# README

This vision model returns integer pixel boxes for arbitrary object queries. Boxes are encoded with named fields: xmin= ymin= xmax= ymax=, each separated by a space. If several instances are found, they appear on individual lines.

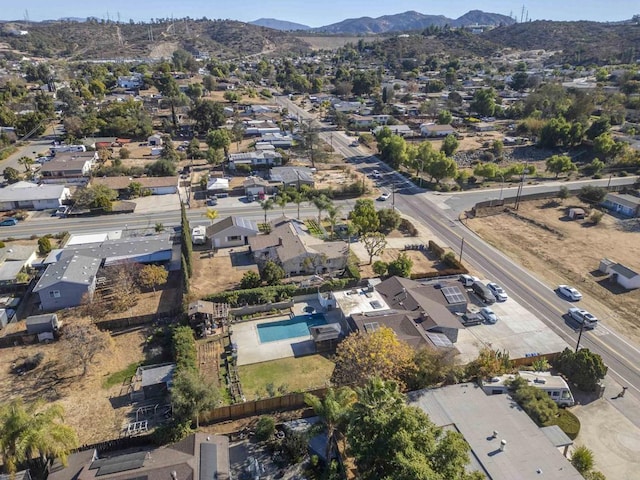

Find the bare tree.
xmin=107 ymin=263 xmax=141 ymax=312
xmin=60 ymin=319 xmax=112 ymax=376
xmin=362 ymin=232 xmax=387 ymax=265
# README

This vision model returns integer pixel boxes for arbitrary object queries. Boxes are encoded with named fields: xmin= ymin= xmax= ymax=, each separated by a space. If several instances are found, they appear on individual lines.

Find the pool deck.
xmin=233 ymin=299 xmax=343 ymax=366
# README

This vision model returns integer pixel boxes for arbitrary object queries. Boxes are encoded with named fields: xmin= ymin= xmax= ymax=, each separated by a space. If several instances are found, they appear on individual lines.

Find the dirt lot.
xmin=0 ymin=328 xmax=148 ymax=444
xmin=190 ymin=246 xmax=259 ymax=298
xmin=466 ymin=198 xmax=640 ymax=341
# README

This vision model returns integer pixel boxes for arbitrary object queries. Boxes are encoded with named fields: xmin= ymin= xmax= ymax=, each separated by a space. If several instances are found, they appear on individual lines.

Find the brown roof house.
xmin=249 ymin=218 xmax=348 ymax=276
xmin=40 ymin=151 xmax=97 ymax=184
xmin=48 ymin=433 xmax=230 ymax=480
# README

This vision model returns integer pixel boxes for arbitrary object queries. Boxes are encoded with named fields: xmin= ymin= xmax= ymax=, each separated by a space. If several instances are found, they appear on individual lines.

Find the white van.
xmin=459 ymin=274 xmax=480 ymax=287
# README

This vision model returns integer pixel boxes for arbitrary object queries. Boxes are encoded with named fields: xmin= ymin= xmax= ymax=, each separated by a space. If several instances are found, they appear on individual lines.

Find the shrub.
xmin=38 ymin=237 xmax=53 ymax=255
xmin=372 ymin=261 xmax=388 ymax=277
xmin=344 ymin=263 xmax=361 ymax=281
xmin=240 ymin=271 xmax=262 ymax=289
xmin=550 ymin=409 xmax=580 ymax=440
xmin=590 ymin=210 xmax=604 ymax=225
xmin=398 ymin=218 xmax=418 ymax=236
xmin=255 ymin=416 xmax=276 ymax=442
xmin=428 ymin=240 xmax=445 ymax=259
xmin=442 ymin=251 xmax=464 ymax=269
xmin=281 ymin=429 xmax=308 ymax=463
xmin=172 ymin=326 xmax=197 ymax=372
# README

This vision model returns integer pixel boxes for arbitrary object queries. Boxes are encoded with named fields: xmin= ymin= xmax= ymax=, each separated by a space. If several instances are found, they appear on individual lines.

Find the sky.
xmin=3 ymin=1 xmax=639 ymax=26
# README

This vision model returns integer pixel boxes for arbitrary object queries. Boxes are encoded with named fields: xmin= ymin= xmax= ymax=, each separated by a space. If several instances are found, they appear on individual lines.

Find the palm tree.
xmin=17 ymin=156 xmax=34 ymax=173
xmin=289 ymin=190 xmax=305 ymax=220
xmin=325 ymin=204 xmax=342 ymax=239
xmin=305 ymin=387 xmax=356 ymax=472
xmin=259 ymin=198 xmax=274 ymax=224
xmin=0 ymin=399 xmax=78 ymax=475
xmin=312 ymin=194 xmax=332 ymax=226
xmin=203 ymin=208 xmax=219 ymax=225
xmin=275 ymin=192 xmax=289 ymax=217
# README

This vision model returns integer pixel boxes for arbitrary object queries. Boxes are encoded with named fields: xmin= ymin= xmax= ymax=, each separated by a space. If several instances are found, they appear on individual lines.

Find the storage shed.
xmin=25 ymin=313 xmax=60 ymax=335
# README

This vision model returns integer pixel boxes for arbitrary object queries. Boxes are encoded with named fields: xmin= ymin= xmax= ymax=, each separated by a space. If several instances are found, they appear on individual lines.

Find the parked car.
xmin=371 ymin=170 xmax=381 ymax=178
xmin=378 ymin=192 xmax=391 ymax=201
xmin=350 ymin=141 xmax=359 ymax=147
xmin=0 ymin=217 xmax=18 ymax=226
xmin=487 ymin=282 xmax=508 ymax=301
xmin=558 ymin=285 xmax=582 ymax=301
xmin=54 ymin=206 xmax=70 ymax=218
xmin=480 ymin=307 xmax=498 ymax=324
xmin=459 ymin=274 xmax=480 ymax=287
xmin=471 ymin=281 xmax=496 ymax=304
xmin=568 ymin=307 xmax=597 ymax=328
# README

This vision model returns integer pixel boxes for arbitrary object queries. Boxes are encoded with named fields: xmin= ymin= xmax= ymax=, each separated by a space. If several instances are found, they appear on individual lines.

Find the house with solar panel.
xmin=329 ymin=276 xmax=466 ymax=349
xmin=48 ymin=433 xmax=230 ymax=480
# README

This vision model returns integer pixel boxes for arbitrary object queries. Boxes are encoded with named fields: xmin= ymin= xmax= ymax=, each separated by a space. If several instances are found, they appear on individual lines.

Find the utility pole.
xmin=392 ymin=183 xmax=396 ymax=210
xmin=575 ymin=321 xmax=586 ymax=352
xmin=459 ymin=237 xmax=465 ymax=263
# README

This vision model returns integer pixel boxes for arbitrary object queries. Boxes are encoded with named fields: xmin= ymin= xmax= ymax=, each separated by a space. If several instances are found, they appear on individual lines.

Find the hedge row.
xmin=172 ymin=326 xmax=197 ymax=372
xmin=203 ymin=278 xmax=359 ymax=307
xmin=428 ymin=240 xmax=445 ymax=258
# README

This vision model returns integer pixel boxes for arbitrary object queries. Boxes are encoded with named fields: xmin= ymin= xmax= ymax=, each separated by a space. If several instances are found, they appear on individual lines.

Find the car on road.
xmin=378 ymin=192 xmax=391 ymax=201
xmin=0 ymin=217 xmax=18 ymax=226
xmin=487 ymin=282 xmax=508 ymax=301
xmin=568 ymin=307 xmax=597 ymax=328
xmin=558 ymin=285 xmax=582 ymax=301
xmin=371 ymin=169 xmax=381 ymax=178
xmin=350 ymin=141 xmax=359 ymax=147
xmin=480 ymin=307 xmax=498 ymax=324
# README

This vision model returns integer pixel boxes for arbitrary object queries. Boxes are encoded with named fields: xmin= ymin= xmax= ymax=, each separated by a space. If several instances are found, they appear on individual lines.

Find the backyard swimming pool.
xmin=257 ymin=313 xmax=327 ymax=343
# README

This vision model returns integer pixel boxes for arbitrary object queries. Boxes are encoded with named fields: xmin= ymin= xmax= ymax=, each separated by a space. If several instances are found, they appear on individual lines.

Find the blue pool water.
xmin=257 ymin=313 xmax=327 ymax=343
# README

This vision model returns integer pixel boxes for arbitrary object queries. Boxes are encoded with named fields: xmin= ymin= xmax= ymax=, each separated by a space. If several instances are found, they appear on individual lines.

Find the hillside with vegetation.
xmin=0 ymin=19 xmax=311 ymax=60
xmin=484 ymin=21 xmax=640 ymax=65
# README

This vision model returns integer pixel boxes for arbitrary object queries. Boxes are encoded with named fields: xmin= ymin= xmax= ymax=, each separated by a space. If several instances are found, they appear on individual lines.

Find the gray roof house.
xmin=249 ymin=218 xmax=348 ymax=276
xmin=33 ymin=253 xmax=101 ymax=311
xmin=39 ymin=151 xmax=97 ymax=184
xmin=373 ymin=276 xmax=465 ymax=343
xmin=0 ymin=244 xmax=37 ymax=287
xmin=48 ymin=433 xmax=230 ymax=480
xmin=599 ymin=258 xmax=640 ymax=289
xmin=0 ymin=181 xmax=71 ymax=211
xmin=205 ymin=216 xmax=259 ymax=248
xmin=408 ymin=384 xmax=583 ymax=480
xmin=602 ymin=192 xmax=640 ymax=218
xmin=227 ymin=151 xmax=282 ymax=170
xmin=269 ymin=166 xmax=315 ymax=189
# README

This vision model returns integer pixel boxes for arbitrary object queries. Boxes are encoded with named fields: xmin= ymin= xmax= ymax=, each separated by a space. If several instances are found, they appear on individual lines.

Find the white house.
xmin=0 ymin=182 xmax=70 ymax=211
xmin=206 ymin=216 xmax=259 ymax=248
xmin=481 ymin=371 xmax=575 ymax=407
xmin=117 ymin=74 xmax=143 ymax=89
xmin=148 ymin=134 xmax=163 ymax=146
xmin=599 ymin=258 xmax=640 ymax=289
xmin=206 ymin=178 xmax=230 ymax=196
xmin=420 ymin=123 xmax=455 ymax=137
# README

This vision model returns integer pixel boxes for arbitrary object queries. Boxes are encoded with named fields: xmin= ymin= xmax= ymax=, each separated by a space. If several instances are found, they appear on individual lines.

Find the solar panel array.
xmin=441 ymin=286 xmax=466 ymax=304
xmin=90 ymin=451 xmax=147 ymax=476
xmin=425 ymin=331 xmax=454 ymax=348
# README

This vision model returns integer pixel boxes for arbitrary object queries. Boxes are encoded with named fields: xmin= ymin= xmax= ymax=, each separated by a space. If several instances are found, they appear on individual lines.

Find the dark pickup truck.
xmin=460 ymin=313 xmax=484 ymax=327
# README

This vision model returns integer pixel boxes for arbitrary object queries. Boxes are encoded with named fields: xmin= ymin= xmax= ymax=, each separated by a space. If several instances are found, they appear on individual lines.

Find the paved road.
xmin=276 ymin=96 xmax=640 ymax=422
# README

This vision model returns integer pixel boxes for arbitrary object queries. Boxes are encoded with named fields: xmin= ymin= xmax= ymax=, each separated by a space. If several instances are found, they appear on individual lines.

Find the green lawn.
xmin=102 ymin=362 xmax=140 ymax=389
xmin=238 ymin=355 xmax=335 ymax=400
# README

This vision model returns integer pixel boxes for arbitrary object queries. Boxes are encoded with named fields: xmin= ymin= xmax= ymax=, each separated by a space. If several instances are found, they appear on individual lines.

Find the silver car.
xmin=487 ymin=282 xmax=508 ymax=301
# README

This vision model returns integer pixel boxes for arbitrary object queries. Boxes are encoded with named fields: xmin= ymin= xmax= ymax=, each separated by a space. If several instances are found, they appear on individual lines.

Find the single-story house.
xmin=206 ymin=216 xmax=259 ymax=248
xmin=269 ymin=166 xmax=315 ymax=189
xmin=373 ymin=276 xmax=464 ymax=343
xmin=0 ymin=181 xmax=71 ymax=211
xmin=599 ymin=258 xmax=640 ymax=289
xmin=206 ymin=177 xmax=230 ymax=196
xmin=350 ymin=114 xmax=391 ymax=127
xmin=227 ymin=151 xmax=282 ymax=170
xmin=148 ymin=134 xmax=163 ymax=146
xmin=0 ymin=244 xmax=37 ymax=288
xmin=420 ymin=123 xmax=455 ymax=137
xmin=25 ymin=313 xmax=60 ymax=335
xmin=373 ymin=124 xmax=413 ymax=137
xmin=249 ymin=218 xmax=348 ymax=276
xmin=243 ymin=176 xmax=275 ymax=196
xmin=39 ymin=151 xmax=97 ymax=184
xmin=258 ymin=132 xmax=294 ymax=148
xmin=602 ymin=192 xmax=640 ymax=218
xmin=33 ymin=253 xmax=101 ymax=311
xmin=117 ymin=74 xmax=143 ymax=89
xmin=474 ymin=122 xmax=497 ymax=132
xmin=48 ymin=434 xmax=230 ymax=480
xmin=481 ymin=371 xmax=575 ymax=407
xmin=91 ymin=176 xmax=179 ymax=196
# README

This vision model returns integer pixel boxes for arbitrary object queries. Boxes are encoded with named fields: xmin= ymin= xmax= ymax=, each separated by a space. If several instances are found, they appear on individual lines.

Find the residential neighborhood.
xmin=0 ymin=4 xmax=639 ymax=480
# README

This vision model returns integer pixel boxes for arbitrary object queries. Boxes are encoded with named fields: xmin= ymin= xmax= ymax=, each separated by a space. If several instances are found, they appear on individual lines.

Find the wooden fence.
xmin=95 ymin=309 xmax=182 ymax=331
xmin=201 ymin=387 xmax=328 ymax=425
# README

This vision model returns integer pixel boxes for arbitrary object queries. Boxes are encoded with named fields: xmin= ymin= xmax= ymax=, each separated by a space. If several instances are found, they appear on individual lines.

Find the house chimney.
xmin=500 ymin=439 xmax=507 ymax=451
xmin=492 ymin=430 xmax=498 ymax=439
xmin=278 ymin=236 xmax=283 ymax=246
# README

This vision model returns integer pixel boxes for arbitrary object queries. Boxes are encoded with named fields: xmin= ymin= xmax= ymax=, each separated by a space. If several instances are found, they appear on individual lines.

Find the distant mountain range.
xmin=252 ymin=10 xmax=515 ymax=33
xmin=250 ymin=18 xmax=311 ymax=31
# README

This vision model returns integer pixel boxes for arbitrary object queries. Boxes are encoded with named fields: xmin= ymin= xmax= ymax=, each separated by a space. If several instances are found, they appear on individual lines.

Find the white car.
xmin=568 ymin=307 xmax=597 ymax=328
xmin=350 ymin=141 xmax=359 ymax=147
xmin=378 ymin=192 xmax=391 ymax=201
xmin=371 ymin=169 xmax=381 ymax=178
xmin=487 ymin=282 xmax=508 ymax=301
xmin=480 ymin=307 xmax=498 ymax=324
xmin=558 ymin=285 xmax=582 ymax=301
